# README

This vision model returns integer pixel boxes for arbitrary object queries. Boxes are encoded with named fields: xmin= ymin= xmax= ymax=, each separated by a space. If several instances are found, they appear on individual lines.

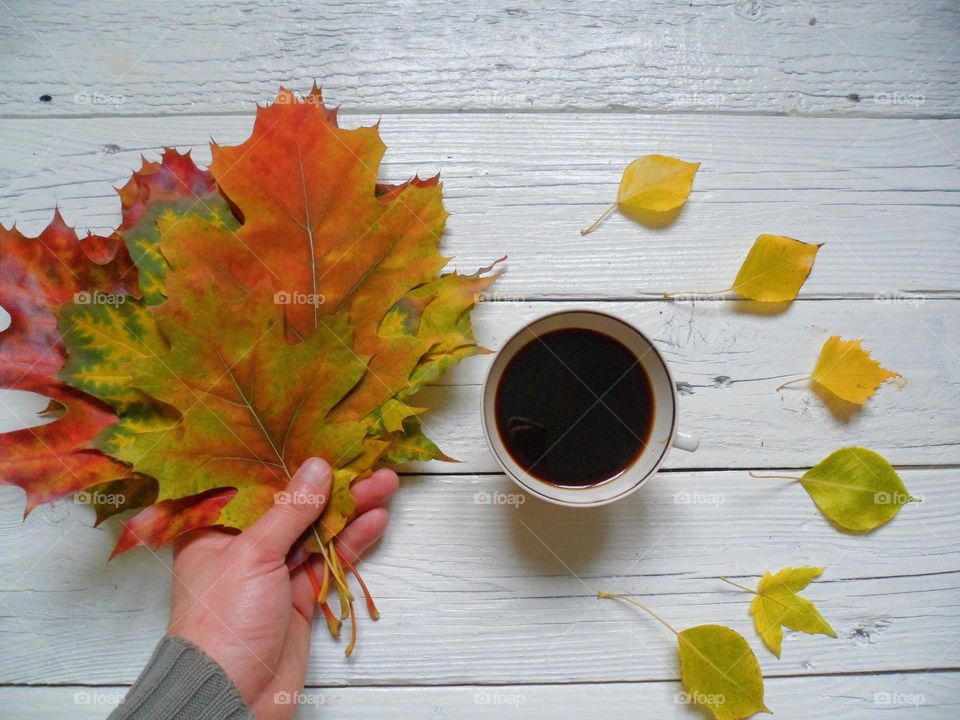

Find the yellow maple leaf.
xmin=732 ymin=234 xmax=821 ymax=302
xmin=811 ymin=336 xmax=901 ymax=404
xmin=746 ymin=567 xmax=836 ymax=657
xmin=581 ymin=154 xmax=699 ymax=234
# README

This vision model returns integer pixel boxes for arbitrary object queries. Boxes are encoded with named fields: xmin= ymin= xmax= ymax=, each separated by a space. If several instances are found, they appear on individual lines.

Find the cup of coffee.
xmin=481 ymin=310 xmax=698 ymax=507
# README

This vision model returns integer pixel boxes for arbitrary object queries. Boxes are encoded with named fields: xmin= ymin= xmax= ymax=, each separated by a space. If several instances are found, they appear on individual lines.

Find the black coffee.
xmin=494 ymin=327 xmax=655 ymax=487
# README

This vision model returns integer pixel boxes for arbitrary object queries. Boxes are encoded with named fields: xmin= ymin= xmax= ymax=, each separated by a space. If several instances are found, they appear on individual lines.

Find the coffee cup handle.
xmin=673 ymin=429 xmax=700 ymax=453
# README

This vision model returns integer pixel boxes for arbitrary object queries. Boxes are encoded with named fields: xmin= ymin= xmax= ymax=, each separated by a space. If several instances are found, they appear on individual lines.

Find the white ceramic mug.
xmin=481 ymin=310 xmax=699 ymax=507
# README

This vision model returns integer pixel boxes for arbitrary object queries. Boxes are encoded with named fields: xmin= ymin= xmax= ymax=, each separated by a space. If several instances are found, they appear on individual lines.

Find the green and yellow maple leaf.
xmin=2 ymin=86 xmax=500 ymax=653
xmin=52 ymin=86 xmax=498 ymax=550
xmin=737 ymin=567 xmax=837 ymax=657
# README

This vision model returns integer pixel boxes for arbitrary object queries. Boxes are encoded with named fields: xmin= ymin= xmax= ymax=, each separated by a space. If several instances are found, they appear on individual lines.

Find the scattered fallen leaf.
xmin=732 ymin=234 xmax=821 ymax=302
xmin=777 ymin=336 xmax=901 ymax=405
xmin=599 ymin=592 xmax=769 ymax=720
xmin=811 ymin=336 xmax=901 ymax=404
xmin=679 ymin=624 xmax=770 ymax=720
xmin=724 ymin=568 xmax=836 ymax=657
xmin=664 ymin=233 xmax=819 ymax=302
xmin=581 ymin=154 xmax=699 ymax=234
xmin=751 ymin=447 xmax=920 ymax=532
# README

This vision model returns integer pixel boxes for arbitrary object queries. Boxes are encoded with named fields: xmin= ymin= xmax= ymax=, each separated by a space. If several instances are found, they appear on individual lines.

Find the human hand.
xmin=167 ymin=458 xmax=398 ymax=720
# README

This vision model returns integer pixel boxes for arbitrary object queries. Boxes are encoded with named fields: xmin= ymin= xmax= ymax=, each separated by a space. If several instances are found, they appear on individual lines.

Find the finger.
xmin=172 ymin=526 xmax=235 ymax=559
xmin=335 ymin=507 xmax=390 ymax=563
xmin=286 ymin=468 xmax=398 ymax=571
xmin=349 ymin=468 xmax=400 ymax=517
xmin=244 ymin=458 xmax=331 ymax=560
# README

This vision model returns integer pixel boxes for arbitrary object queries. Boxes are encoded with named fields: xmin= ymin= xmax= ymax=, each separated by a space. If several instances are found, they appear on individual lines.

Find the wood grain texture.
xmin=0 ymin=469 xmax=956 ymax=686
xmin=0 ymin=0 xmax=957 ymax=118
xmin=3 ymin=673 xmax=959 ymax=720
xmin=0 ymin=114 xmax=958 ymax=297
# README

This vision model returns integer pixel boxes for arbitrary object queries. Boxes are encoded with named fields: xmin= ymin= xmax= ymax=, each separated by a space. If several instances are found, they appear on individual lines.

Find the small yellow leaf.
xmin=678 ymin=624 xmax=770 ymax=720
xmin=749 ymin=567 xmax=836 ymax=657
xmin=811 ymin=336 xmax=900 ymax=404
xmin=800 ymin=446 xmax=919 ymax=532
xmin=581 ymin=154 xmax=699 ymax=234
xmin=732 ymin=234 xmax=821 ymax=302
xmin=618 ymin=154 xmax=700 ymax=214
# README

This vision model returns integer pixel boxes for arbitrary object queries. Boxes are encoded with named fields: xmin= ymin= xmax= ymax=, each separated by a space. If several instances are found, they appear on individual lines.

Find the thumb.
xmin=245 ymin=457 xmax=331 ymax=560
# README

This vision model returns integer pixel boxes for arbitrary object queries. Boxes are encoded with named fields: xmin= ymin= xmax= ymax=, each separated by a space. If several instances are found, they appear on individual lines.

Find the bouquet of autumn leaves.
xmin=0 ymin=87 xmax=499 ymax=653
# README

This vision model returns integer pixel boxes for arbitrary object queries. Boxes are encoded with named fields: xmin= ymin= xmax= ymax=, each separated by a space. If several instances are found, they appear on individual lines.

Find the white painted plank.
xmin=1 ymin=0 xmax=957 ymax=117
xmin=3 ymin=673 xmax=958 ymax=720
xmin=424 ymin=298 xmax=960 ymax=471
xmin=2 ymin=299 xmax=956 ymax=469
xmin=0 ymin=114 xmax=958 ymax=297
xmin=0 ymin=469 xmax=956 ymax=685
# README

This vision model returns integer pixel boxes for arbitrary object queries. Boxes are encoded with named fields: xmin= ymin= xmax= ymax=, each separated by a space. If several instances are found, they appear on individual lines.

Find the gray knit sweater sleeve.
xmin=108 ymin=635 xmax=253 ymax=720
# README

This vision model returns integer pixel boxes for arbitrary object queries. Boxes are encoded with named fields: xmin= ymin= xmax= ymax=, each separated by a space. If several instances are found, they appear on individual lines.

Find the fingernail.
xmin=300 ymin=457 xmax=329 ymax=486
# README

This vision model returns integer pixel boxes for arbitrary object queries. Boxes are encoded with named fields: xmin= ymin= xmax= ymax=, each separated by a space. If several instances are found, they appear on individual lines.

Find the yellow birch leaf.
xmin=678 ymin=625 xmax=770 ymax=720
xmin=732 ymin=234 xmax=821 ymax=302
xmin=748 ymin=567 xmax=836 ymax=657
xmin=619 ymin=154 xmax=700 ymax=214
xmin=581 ymin=154 xmax=699 ymax=234
xmin=811 ymin=336 xmax=900 ymax=404
xmin=799 ymin=447 xmax=919 ymax=532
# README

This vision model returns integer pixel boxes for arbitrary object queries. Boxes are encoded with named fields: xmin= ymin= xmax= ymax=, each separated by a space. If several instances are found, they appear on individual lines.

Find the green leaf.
xmin=678 ymin=625 xmax=770 ymax=720
xmin=800 ymin=447 xmax=919 ymax=532
xmin=598 ymin=593 xmax=768 ymax=720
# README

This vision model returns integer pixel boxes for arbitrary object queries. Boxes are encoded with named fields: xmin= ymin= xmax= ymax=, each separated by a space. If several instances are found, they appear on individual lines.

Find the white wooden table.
xmin=1 ymin=1 xmax=959 ymax=717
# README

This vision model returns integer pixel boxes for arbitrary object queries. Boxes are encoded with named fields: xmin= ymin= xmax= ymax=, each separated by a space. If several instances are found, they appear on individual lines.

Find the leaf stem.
xmin=720 ymin=577 xmax=790 ymax=610
xmin=662 ymin=288 xmax=732 ymax=300
xmin=719 ymin=577 xmax=758 ymax=594
xmin=313 ymin=528 xmax=354 ymax=601
xmin=311 ymin=527 xmax=358 ymax=654
xmin=597 ymin=591 xmax=678 ymax=635
xmin=337 ymin=546 xmax=380 ymax=620
xmin=749 ymin=470 xmax=802 ymax=482
xmin=319 ymin=558 xmax=331 ymax=603
xmin=332 ymin=557 xmax=351 ymax=622
xmin=319 ymin=600 xmax=341 ymax=638
xmin=776 ymin=375 xmax=811 ymax=391
xmin=344 ymin=594 xmax=358 ymax=658
xmin=304 ymin=561 xmax=323 ymax=600
xmin=580 ymin=203 xmax=617 ymax=236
